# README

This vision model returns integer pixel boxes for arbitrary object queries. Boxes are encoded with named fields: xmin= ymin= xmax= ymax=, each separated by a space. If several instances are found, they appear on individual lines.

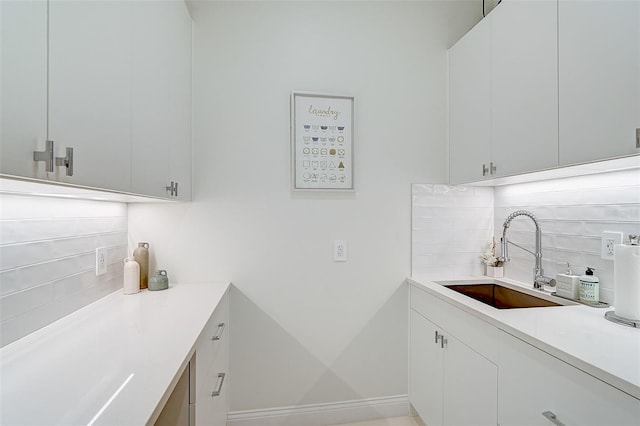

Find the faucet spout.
xmin=499 ymin=210 xmax=554 ymax=290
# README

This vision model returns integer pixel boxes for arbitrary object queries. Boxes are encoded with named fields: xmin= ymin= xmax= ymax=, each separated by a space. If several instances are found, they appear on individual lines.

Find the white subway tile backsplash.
xmin=413 ymin=169 xmax=640 ymax=305
xmin=412 ymin=184 xmax=494 ymax=279
xmin=493 ymin=170 xmax=640 ymax=304
xmin=0 ymin=194 xmax=127 ymax=347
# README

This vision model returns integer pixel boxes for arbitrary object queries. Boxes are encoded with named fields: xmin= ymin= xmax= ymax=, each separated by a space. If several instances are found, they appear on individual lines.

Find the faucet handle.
xmin=534 ymin=275 xmax=556 ymax=289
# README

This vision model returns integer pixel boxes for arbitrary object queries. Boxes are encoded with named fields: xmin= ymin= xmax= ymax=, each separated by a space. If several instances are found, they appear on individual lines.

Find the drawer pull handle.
xmin=434 ymin=330 xmax=440 ymax=344
xmin=440 ymin=335 xmax=447 ymax=349
xmin=211 ymin=373 xmax=226 ymax=397
xmin=542 ymin=411 xmax=565 ymax=426
xmin=212 ymin=323 xmax=225 ymax=341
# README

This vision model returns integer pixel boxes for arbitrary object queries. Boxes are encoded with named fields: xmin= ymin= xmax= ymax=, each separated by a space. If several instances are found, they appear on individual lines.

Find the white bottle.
xmin=579 ymin=267 xmax=599 ymax=304
xmin=123 ymin=257 xmax=140 ymax=295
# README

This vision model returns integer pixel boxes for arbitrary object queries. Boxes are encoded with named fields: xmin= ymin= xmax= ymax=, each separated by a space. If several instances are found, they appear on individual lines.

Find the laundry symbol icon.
xmin=320 ymin=161 xmax=327 ymax=170
xmin=329 ymin=162 xmax=336 ymax=169
xmin=303 ymin=148 xmax=310 ymax=155
xmin=312 ymin=161 xmax=319 ymax=169
xmin=338 ymin=162 xmax=345 ymax=169
xmin=303 ymin=160 xmax=310 ymax=168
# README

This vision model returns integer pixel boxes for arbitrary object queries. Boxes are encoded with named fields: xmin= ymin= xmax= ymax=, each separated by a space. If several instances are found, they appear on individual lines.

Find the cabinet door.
xmin=48 ymin=0 xmax=132 ymax=191
xmin=167 ymin=0 xmax=192 ymax=201
xmin=449 ymin=16 xmax=492 ymax=184
xmin=443 ymin=333 xmax=497 ymax=426
xmin=131 ymin=0 xmax=191 ymax=200
xmin=0 ymin=0 xmax=48 ymax=180
xmin=131 ymin=0 xmax=171 ymax=198
xmin=498 ymin=331 xmax=640 ymax=426
xmin=558 ymin=0 xmax=640 ymax=165
xmin=410 ymin=310 xmax=444 ymax=426
xmin=491 ymin=0 xmax=558 ymax=177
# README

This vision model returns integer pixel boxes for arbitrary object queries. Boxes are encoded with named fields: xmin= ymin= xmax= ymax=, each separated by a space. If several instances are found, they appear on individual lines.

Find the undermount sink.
xmin=441 ymin=282 xmax=564 ymax=309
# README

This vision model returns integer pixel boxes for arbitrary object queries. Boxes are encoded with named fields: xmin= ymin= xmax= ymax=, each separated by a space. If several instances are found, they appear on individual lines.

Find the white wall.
xmin=129 ymin=0 xmax=480 ymax=415
xmin=0 ymin=194 xmax=127 ymax=347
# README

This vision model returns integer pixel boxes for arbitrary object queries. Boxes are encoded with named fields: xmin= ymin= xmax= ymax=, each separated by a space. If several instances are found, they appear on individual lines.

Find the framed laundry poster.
xmin=291 ymin=92 xmax=354 ymax=191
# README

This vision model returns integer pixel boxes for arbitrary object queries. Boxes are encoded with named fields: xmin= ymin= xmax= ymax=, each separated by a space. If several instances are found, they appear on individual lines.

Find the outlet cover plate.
xmin=601 ymin=231 xmax=623 ymax=260
xmin=334 ymin=240 xmax=347 ymax=262
xmin=96 ymin=247 xmax=107 ymax=275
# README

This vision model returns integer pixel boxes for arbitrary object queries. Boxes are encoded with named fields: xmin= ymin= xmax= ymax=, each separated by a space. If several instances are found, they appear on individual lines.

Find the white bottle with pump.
xmin=123 ymin=257 xmax=140 ymax=295
xmin=579 ymin=267 xmax=599 ymax=304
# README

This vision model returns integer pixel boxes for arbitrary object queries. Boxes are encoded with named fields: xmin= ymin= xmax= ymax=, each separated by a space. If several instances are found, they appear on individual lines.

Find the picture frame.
xmin=291 ymin=92 xmax=354 ymax=191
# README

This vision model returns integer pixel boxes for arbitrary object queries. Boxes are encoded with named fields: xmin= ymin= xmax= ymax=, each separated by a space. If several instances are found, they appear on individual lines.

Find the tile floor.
xmin=333 ymin=416 xmax=420 ymax=426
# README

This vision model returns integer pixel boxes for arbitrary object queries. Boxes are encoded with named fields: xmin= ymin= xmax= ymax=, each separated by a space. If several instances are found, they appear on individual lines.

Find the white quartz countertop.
xmin=0 ymin=282 xmax=230 ymax=426
xmin=408 ymin=276 xmax=640 ymax=400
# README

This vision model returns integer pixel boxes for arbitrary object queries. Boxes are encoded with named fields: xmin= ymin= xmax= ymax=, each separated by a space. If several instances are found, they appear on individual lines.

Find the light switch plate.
xmin=601 ymin=231 xmax=623 ymax=260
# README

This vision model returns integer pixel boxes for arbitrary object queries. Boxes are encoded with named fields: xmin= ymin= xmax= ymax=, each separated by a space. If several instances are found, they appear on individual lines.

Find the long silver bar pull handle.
xmin=55 ymin=147 xmax=74 ymax=176
xmin=211 ymin=373 xmax=226 ymax=397
xmin=33 ymin=140 xmax=54 ymax=172
xmin=435 ymin=330 xmax=440 ymax=344
xmin=542 ymin=411 xmax=565 ymax=426
xmin=212 ymin=323 xmax=225 ymax=341
xmin=440 ymin=335 xmax=447 ymax=349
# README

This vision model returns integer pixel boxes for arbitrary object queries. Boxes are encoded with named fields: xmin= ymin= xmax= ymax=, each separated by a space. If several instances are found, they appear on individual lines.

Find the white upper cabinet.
xmin=449 ymin=16 xmax=492 ymax=184
xmin=0 ymin=0 xmax=48 ymax=180
xmin=490 ymin=0 xmax=558 ymax=177
xmin=48 ymin=0 xmax=133 ymax=192
xmin=1 ymin=0 xmax=191 ymax=199
xmin=558 ymin=0 xmax=640 ymax=165
xmin=131 ymin=0 xmax=192 ymax=200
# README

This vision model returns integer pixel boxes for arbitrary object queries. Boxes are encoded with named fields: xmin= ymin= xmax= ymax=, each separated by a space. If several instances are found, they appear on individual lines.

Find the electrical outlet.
xmin=334 ymin=240 xmax=347 ymax=262
xmin=96 ymin=247 xmax=107 ymax=275
xmin=601 ymin=231 xmax=623 ymax=260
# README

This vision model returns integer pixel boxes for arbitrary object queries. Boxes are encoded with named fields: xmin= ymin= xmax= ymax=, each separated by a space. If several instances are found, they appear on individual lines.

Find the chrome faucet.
xmin=499 ymin=210 xmax=556 ymax=290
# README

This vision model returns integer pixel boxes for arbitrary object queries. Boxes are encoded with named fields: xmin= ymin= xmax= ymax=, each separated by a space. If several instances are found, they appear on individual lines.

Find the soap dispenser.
xmin=556 ymin=262 xmax=580 ymax=300
xmin=579 ymin=267 xmax=599 ymax=304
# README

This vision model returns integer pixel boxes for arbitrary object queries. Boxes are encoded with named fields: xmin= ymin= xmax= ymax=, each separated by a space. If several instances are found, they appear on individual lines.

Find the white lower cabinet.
xmin=498 ymin=330 xmax=640 ymax=426
xmin=410 ymin=286 xmax=498 ymax=426
xmin=195 ymin=290 xmax=229 ymax=425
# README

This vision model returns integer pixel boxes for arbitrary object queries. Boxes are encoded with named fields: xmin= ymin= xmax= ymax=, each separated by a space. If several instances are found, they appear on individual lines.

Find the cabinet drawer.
xmin=410 ymin=285 xmax=497 ymax=363
xmin=498 ymin=330 xmax=640 ymax=426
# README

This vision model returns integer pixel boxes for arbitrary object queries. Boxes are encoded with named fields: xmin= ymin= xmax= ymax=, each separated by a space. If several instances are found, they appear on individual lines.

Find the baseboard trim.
xmin=227 ymin=395 xmax=409 ymax=426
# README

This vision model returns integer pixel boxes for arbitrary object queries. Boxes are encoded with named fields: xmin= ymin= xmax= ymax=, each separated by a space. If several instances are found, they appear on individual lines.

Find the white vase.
xmin=486 ymin=265 xmax=504 ymax=278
